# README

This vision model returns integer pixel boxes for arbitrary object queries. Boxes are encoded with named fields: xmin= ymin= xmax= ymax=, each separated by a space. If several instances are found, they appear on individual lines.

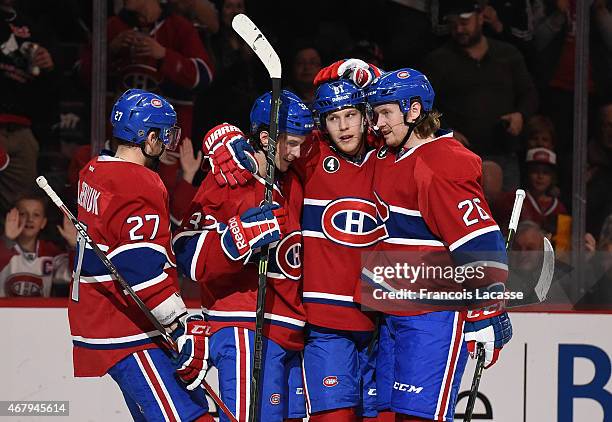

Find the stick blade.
xmin=232 ymin=14 xmax=281 ymax=78
xmin=534 ymin=236 xmax=555 ymax=301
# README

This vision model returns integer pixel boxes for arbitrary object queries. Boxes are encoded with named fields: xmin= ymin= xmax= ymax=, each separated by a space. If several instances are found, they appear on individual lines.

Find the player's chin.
xmin=277 ymin=159 xmax=292 ymax=172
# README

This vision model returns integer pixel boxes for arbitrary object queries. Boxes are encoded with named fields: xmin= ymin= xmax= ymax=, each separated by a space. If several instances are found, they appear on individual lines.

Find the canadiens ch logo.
xmin=275 ymin=231 xmax=302 ymax=280
xmin=269 ymin=393 xmax=281 ymax=405
xmin=321 ymin=198 xmax=387 ymax=247
xmin=323 ymin=376 xmax=338 ymax=387
xmin=323 ymin=156 xmax=340 ymax=173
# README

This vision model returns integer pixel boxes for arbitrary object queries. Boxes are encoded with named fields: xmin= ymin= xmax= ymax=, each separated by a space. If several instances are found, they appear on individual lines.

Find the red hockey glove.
xmin=202 ymin=123 xmax=258 ymax=188
xmin=171 ymin=314 xmax=212 ymax=390
xmin=313 ymin=58 xmax=383 ymax=88
xmin=220 ymin=204 xmax=288 ymax=261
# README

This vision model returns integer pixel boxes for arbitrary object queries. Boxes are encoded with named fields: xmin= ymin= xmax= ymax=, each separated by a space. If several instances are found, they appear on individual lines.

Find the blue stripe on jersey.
xmin=73 ymin=337 xmax=154 ymax=350
xmin=174 ymin=234 xmax=199 ymax=279
xmin=301 ymin=203 xmax=325 ymax=234
xmin=451 ymin=230 xmax=507 ymax=266
xmin=302 ymin=297 xmax=359 ymax=308
xmin=385 ymin=212 xmax=441 ymax=241
xmin=77 ymin=246 xmax=166 ymax=287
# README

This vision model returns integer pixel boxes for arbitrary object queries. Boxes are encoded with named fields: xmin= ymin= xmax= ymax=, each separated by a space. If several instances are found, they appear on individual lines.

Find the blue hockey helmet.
xmin=110 ymin=89 xmax=181 ymax=150
xmin=312 ymin=79 xmax=367 ymax=128
xmin=250 ymin=90 xmax=314 ymax=136
xmin=366 ymin=68 xmax=435 ymax=114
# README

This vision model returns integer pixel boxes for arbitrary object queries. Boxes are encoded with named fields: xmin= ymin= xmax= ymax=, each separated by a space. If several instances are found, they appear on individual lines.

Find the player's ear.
xmin=408 ymin=101 xmax=422 ymax=123
xmin=259 ymin=131 xmax=269 ymax=149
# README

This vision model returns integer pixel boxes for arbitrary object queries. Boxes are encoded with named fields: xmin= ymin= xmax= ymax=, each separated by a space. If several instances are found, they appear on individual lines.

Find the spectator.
xmin=482 ymin=159 xmax=504 ymax=204
xmin=0 ymin=0 xmax=57 ymax=218
xmin=525 ymin=114 xmax=557 ymax=150
xmin=497 ymin=148 xmax=568 ymax=237
xmin=0 ymin=194 xmax=74 ymax=297
xmin=80 ymin=0 xmax=214 ymax=191
xmin=169 ymin=0 xmax=220 ymax=34
xmin=381 ymin=0 xmax=434 ymax=69
xmin=286 ymin=42 xmax=322 ymax=106
xmin=349 ymin=39 xmax=385 ymax=69
xmin=194 ymin=0 xmax=269 ymax=134
xmin=587 ymin=100 xmax=612 ymax=235
xmin=421 ymin=0 xmax=538 ymax=191
xmin=576 ymin=214 xmax=612 ymax=308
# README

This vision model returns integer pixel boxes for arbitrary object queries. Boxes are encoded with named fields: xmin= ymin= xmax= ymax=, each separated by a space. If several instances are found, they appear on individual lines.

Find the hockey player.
xmin=362 ymin=69 xmax=513 ymax=421
xmin=297 ymin=78 xmax=383 ymax=422
xmin=173 ymin=90 xmax=314 ymax=422
xmin=71 ymin=89 xmax=213 ymax=422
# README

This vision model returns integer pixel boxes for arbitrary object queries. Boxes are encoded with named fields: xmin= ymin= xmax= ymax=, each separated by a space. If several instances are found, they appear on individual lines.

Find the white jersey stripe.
xmin=303 ymin=292 xmax=354 ymax=302
xmin=135 ymin=351 xmax=170 ymax=422
xmin=234 ymin=327 xmax=241 ymax=420
xmin=72 ymin=330 xmax=160 ymax=345
xmin=448 ymin=225 xmax=501 ymax=252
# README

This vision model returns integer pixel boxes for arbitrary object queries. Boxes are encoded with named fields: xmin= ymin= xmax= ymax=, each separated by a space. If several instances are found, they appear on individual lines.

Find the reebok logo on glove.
xmin=227 ymin=216 xmax=247 ymax=252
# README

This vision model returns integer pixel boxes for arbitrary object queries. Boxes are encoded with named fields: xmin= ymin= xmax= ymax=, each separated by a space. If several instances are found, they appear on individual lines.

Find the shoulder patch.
xmin=323 ymin=156 xmax=340 ymax=173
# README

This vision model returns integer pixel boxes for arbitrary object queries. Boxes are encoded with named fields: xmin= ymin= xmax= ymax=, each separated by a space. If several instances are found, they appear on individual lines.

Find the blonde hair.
xmin=414 ymin=110 xmax=442 ymax=139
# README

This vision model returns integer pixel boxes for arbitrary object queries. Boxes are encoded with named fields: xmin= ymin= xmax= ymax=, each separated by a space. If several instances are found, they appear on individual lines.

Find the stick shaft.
xmin=37 ymin=177 xmax=237 ymax=422
xmin=464 ymin=189 xmax=525 ymax=421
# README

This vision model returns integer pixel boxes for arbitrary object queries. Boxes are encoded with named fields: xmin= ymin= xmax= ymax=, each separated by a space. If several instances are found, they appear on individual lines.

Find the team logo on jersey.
xmin=323 ymin=156 xmax=340 ymax=173
xmin=323 ymin=376 xmax=338 ymax=387
xmin=150 ymin=98 xmax=163 ymax=108
xmin=397 ymin=70 xmax=410 ymax=79
xmin=295 ymin=388 xmax=304 ymax=395
xmin=275 ymin=231 xmax=302 ymax=280
xmin=321 ymin=198 xmax=387 ymax=247
xmin=269 ymin=393 xmax=281 ymax=405
xmin=377 ymin=146 xmax=388 ymax=159
xmin=5 ymin=274 xmax=43 ymax=297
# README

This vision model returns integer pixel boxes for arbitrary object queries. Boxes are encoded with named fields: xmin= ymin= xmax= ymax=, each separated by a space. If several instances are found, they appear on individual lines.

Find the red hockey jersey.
xmin=173 ymin=171 xmax=306 ymax=350
xmin=296 ymin=132 xmax=383 ymax=331
xmin=360 ymin=133 xmax=509 ymax=316
xmin=70 ymin=155 xmax=182 ymax=377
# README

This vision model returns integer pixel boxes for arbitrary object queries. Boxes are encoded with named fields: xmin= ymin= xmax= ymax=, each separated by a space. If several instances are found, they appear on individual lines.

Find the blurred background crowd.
xmin=1 ymin=0 xmax=611 ymax=307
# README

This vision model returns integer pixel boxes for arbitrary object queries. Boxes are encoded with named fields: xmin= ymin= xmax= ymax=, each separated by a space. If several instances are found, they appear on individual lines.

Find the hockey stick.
xmin=464 ymin=189 xmax=527 ymax=422
xmin=36 ymin=176 xmax=238 ymax=422
xmin=232 ymin=14 xmax=282 ymax=422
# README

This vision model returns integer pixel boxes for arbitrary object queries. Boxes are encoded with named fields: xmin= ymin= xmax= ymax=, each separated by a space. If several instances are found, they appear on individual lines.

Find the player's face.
xmin=373 ymin=103 xmax=408 ymax=148
xmin=527 ymin=165 xmax=553 ymax=194
xmin=17 ymin=199 xmax=47 ymax=240
xmin=276 ymin=133 xmax=305 ymax=172
xmin=325 ymin=107 xmax=365 ymax=156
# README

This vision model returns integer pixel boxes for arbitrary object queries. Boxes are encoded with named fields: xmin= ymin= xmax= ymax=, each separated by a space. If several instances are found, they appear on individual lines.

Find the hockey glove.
xmin=202 ymin=123 xmax=258 ymax=188
xmin=220 ymin=204 xmax=287 ymax=261
xmin=171 ymin=313 xmax=212 ymax=390
xmin=464 ymin=308 xmax=513 ymax=368
xmin=314 ymin=58 xmax=383 ymax=88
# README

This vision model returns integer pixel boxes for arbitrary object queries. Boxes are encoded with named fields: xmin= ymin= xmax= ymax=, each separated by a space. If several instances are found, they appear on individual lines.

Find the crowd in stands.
xmin=1 ymin=0 xmax=611 ymax=306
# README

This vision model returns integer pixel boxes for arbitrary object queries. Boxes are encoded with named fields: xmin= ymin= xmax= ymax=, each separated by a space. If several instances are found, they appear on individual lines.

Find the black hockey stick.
xmin=463 ymin=189 xmax=526 ymax=422
xmin=36 ymin=176 xmax=238 ymax=422
xmin=231 ymin=14 xmax=282 ymax=422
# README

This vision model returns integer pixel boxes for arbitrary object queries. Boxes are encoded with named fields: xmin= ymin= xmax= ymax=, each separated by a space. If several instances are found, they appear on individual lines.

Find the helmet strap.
xmin=397 ymin=100 xmax=428 ymax=152
xmin=141 ymin=138 xmax=166 ymax=160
